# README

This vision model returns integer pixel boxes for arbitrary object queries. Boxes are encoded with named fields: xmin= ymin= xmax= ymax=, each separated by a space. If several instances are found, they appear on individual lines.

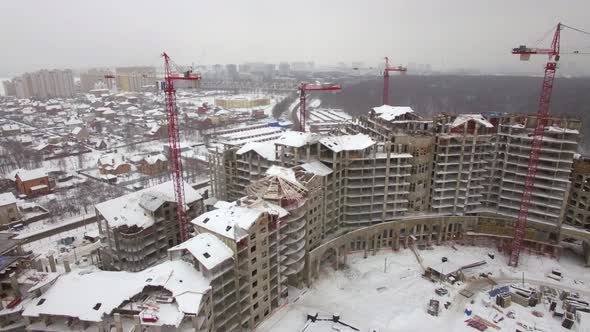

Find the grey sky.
xmin=1 ymin=0 xmax=590 ymax=76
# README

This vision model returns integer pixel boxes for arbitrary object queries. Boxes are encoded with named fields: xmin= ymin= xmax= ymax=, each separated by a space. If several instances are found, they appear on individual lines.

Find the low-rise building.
xmin=97 ymin=154 xmax=131 ymax=175
xmin=70 ymin=126 xmax=89 ymax=142
xmin=14 ymin=169 xmax=51 ymax=197
xmin=134 ymin=154 xmax=168 ymax=176
xmin=0 ymin=193 xmax=20 ymax=226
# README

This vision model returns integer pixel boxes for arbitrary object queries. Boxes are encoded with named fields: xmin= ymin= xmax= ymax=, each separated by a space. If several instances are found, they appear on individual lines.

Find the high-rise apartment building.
xmin=5 ymin=69 xmax=75 ymax=99
xmin=114 ymin=66 xmax=157 ymax=92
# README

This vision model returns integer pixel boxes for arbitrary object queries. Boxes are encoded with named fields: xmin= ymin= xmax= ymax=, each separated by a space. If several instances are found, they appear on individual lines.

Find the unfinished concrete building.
xmin=169 ymin=233 xmax=239 ymax=331
xmin=192 ymin=197 xmax=287 ymax=330
xmin=23 ymin=258 xmax=215 ymax=332
xmin=431 ymin=114 xmax=495 ymax=215
xmin=96 ymin=181 xmax=204 ymax=272
xmin=565 ymin=156 xmax=590 ymax=230
xmin=352 ymin=105 xmax=435 ymax=213
xmin=482 ymin=114 xmax=580 ymax=225
xmin=246 ymin=165 xmax=324 ymax=285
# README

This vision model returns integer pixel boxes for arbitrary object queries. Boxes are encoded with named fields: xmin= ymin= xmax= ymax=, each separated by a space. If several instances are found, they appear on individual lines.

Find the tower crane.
xmin=382 ymin=57 xmax=407 ymax=106
xmin=509 ymin=23 xmax=589 ymax=267
xmin=297 ymin=82 xmax=341 ymax=132
xmin=161 ymin=52 xmax=201 ymax=242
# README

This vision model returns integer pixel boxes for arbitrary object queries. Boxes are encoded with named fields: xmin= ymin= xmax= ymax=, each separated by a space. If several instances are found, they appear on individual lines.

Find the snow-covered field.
xmin=259 ymin=245 xmax=590 ymax=332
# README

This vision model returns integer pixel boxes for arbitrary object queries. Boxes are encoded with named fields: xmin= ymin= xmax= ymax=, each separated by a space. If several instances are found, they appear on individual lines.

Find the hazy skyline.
xmin=2 ymin=0 xmax=590 ymax=76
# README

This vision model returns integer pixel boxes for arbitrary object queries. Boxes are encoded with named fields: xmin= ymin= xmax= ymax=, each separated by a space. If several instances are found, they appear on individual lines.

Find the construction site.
xmin=3 ymin=19 xmax=590 ymax=332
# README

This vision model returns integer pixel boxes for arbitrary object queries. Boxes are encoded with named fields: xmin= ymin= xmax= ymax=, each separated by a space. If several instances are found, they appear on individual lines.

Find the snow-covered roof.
xmin=170 ymin=233 xmax=234 ymax=270
xmin=299 ymin=160 xmax=333 ymax=176
xmin=95 ymin=181 xmax=202 ymax=229
xmin=191 ymin=202 xmax=264 ymax=241
xmin=23 ymin=260 xmax=210 ymax=322
xmin=451 ymin=114 xmax=493 ymax=128
xmin=266 ymin=165 xmax=298 ymax=183
xmin=0 ymin=192 xmax=17 ymax=206
xmin=276 ymin=131 xmax=321 ymax=147
xmin=319 ymin=134 xmax=375 ymax=152
xmin=15 ymin=168 xmax=47 ymax=182
xmin=372 ymin=105 xmax=414 ymax=121
xmin=71 ymin=126 xmax=84 ymax=135
xmin=144 ymin=153 xmax=167 ymax=164
xmin=236 ymin=142 xmax=276 ymax=161
xmin=98 ymin=153 xmax=126 ymax=166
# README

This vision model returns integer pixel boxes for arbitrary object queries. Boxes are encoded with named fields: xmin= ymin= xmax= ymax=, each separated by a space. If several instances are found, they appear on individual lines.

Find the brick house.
xmin=98 ymin=154 xmax=131 ymax=175
xmin=14 ymin=169 xmax=52 ymax=197
xmin=136 ymin=154 xmax=168 ymax=176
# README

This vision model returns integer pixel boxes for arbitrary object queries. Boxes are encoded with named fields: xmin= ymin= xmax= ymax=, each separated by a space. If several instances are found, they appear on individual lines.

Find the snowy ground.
xmin=258 ymin=245 xmax=590 ymax=332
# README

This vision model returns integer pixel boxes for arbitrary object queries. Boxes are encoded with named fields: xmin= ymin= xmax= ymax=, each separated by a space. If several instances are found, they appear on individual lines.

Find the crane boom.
xmin=162 ymin=52 xmax=201 ymax=242
xmin=297 ymin=82 xmax=341 ymax=132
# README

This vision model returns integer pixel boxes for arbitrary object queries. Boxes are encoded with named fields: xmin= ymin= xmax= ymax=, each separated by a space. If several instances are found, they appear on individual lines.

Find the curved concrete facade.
xmin=305 ymin=214 xmax=590 ymax=284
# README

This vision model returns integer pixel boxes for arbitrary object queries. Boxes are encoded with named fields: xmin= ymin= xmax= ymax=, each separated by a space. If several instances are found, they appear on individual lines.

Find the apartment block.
xmin=8 ymin=69 xmax=75 ymax=99
xmin=115 ymin=66 xmax=157 ymax=92
xmin=483 ymin=114 xmax=580 ymax=225
xmin=432 ymin=114 xmax=495 ymax=215
xmin=192 ymin=197 xmax=286 ymax=330
xmin=23 ymin=259 xmax=214 ymax=331
xmin=79 ymin=68 xmax=114 ymax=92
xmin=352 ymin=105 xmax=435 ymax=213
xmin=565 ymin=156 xmax=590 ymax=230
xmin=246 ymin=165 xmax=324 ymax=285
xmin=95 ymin=181 xmax=204 ymax=271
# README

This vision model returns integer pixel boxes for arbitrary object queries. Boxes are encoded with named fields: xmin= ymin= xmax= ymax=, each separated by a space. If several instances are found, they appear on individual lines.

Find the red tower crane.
xmin=297 ymin=82 xmax=341 ymax=132
xmin=162 ymin=52 xmax=201 ymax=242
xmin=382 ymin=57 xmax=407 ymax=106
xmin=509 ymin=23 xmax=590 ymax=266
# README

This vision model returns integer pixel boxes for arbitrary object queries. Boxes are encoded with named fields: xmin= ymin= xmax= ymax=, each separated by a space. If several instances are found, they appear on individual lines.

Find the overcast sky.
xmin=1 ymin=0 xmax=590 ymax=76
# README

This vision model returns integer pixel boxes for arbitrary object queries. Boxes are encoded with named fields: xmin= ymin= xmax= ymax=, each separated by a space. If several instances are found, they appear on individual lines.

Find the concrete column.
xmin=343 ymin=245 xmax=348 ymax=265
xmin=394 ymin=231 xmax=400 ymax=251
xmin=34 ymin=259 xmax=44 ymax=272
xmin=133 ymin=315 xmax=142 ymax=332
xmin=98 ymin=321 xmax=106 ymax=332
xmin=48 ymin=254 xmax=57 ymax=272
xmin=63 ymin=259 xmax=71 ymax=273
xmin=114 ymin=313 xmax=123 ymax=332
xmin=10 ymin=275 xmax=20 ymax=297
xmin=363 ymin=237 xmax=368 ymax=258
xmin=372 ymin=234 xmax=378 ymax=256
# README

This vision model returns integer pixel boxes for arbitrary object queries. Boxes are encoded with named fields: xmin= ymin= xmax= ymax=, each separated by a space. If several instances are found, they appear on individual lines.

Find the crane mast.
xmin=508 ymin=24 xmax=561 ymax=267
xmin=382 ymin=57 xmax=407 ymax=105
xmin=162 ymin=52 xmax=201 ymax=242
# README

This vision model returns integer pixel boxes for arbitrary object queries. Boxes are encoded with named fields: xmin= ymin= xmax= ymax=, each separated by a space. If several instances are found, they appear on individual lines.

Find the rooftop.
xmin=23 ymin=260 xmax=210 ymax=323
xmin=0 ymin=192 xmax=17 ymax=206
xmin=276 ymin=131 xmax=321 ymax=147
xmin=15 ymin=168 xmax=48 ymax=182
xmin=319 ymin=134 xmax=375 ymax=152
xmin=451 ymin=114 xmax=494 ymax=129
xmin=95 ymin=181 xmax=202 ymax=229
xmin=372 ymin=105 xmax=415 ymax=121
xmin=236 ymin=141 xmax=276 ymax=161
xmin=170 ymin=233 xmax=234 ymax=270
